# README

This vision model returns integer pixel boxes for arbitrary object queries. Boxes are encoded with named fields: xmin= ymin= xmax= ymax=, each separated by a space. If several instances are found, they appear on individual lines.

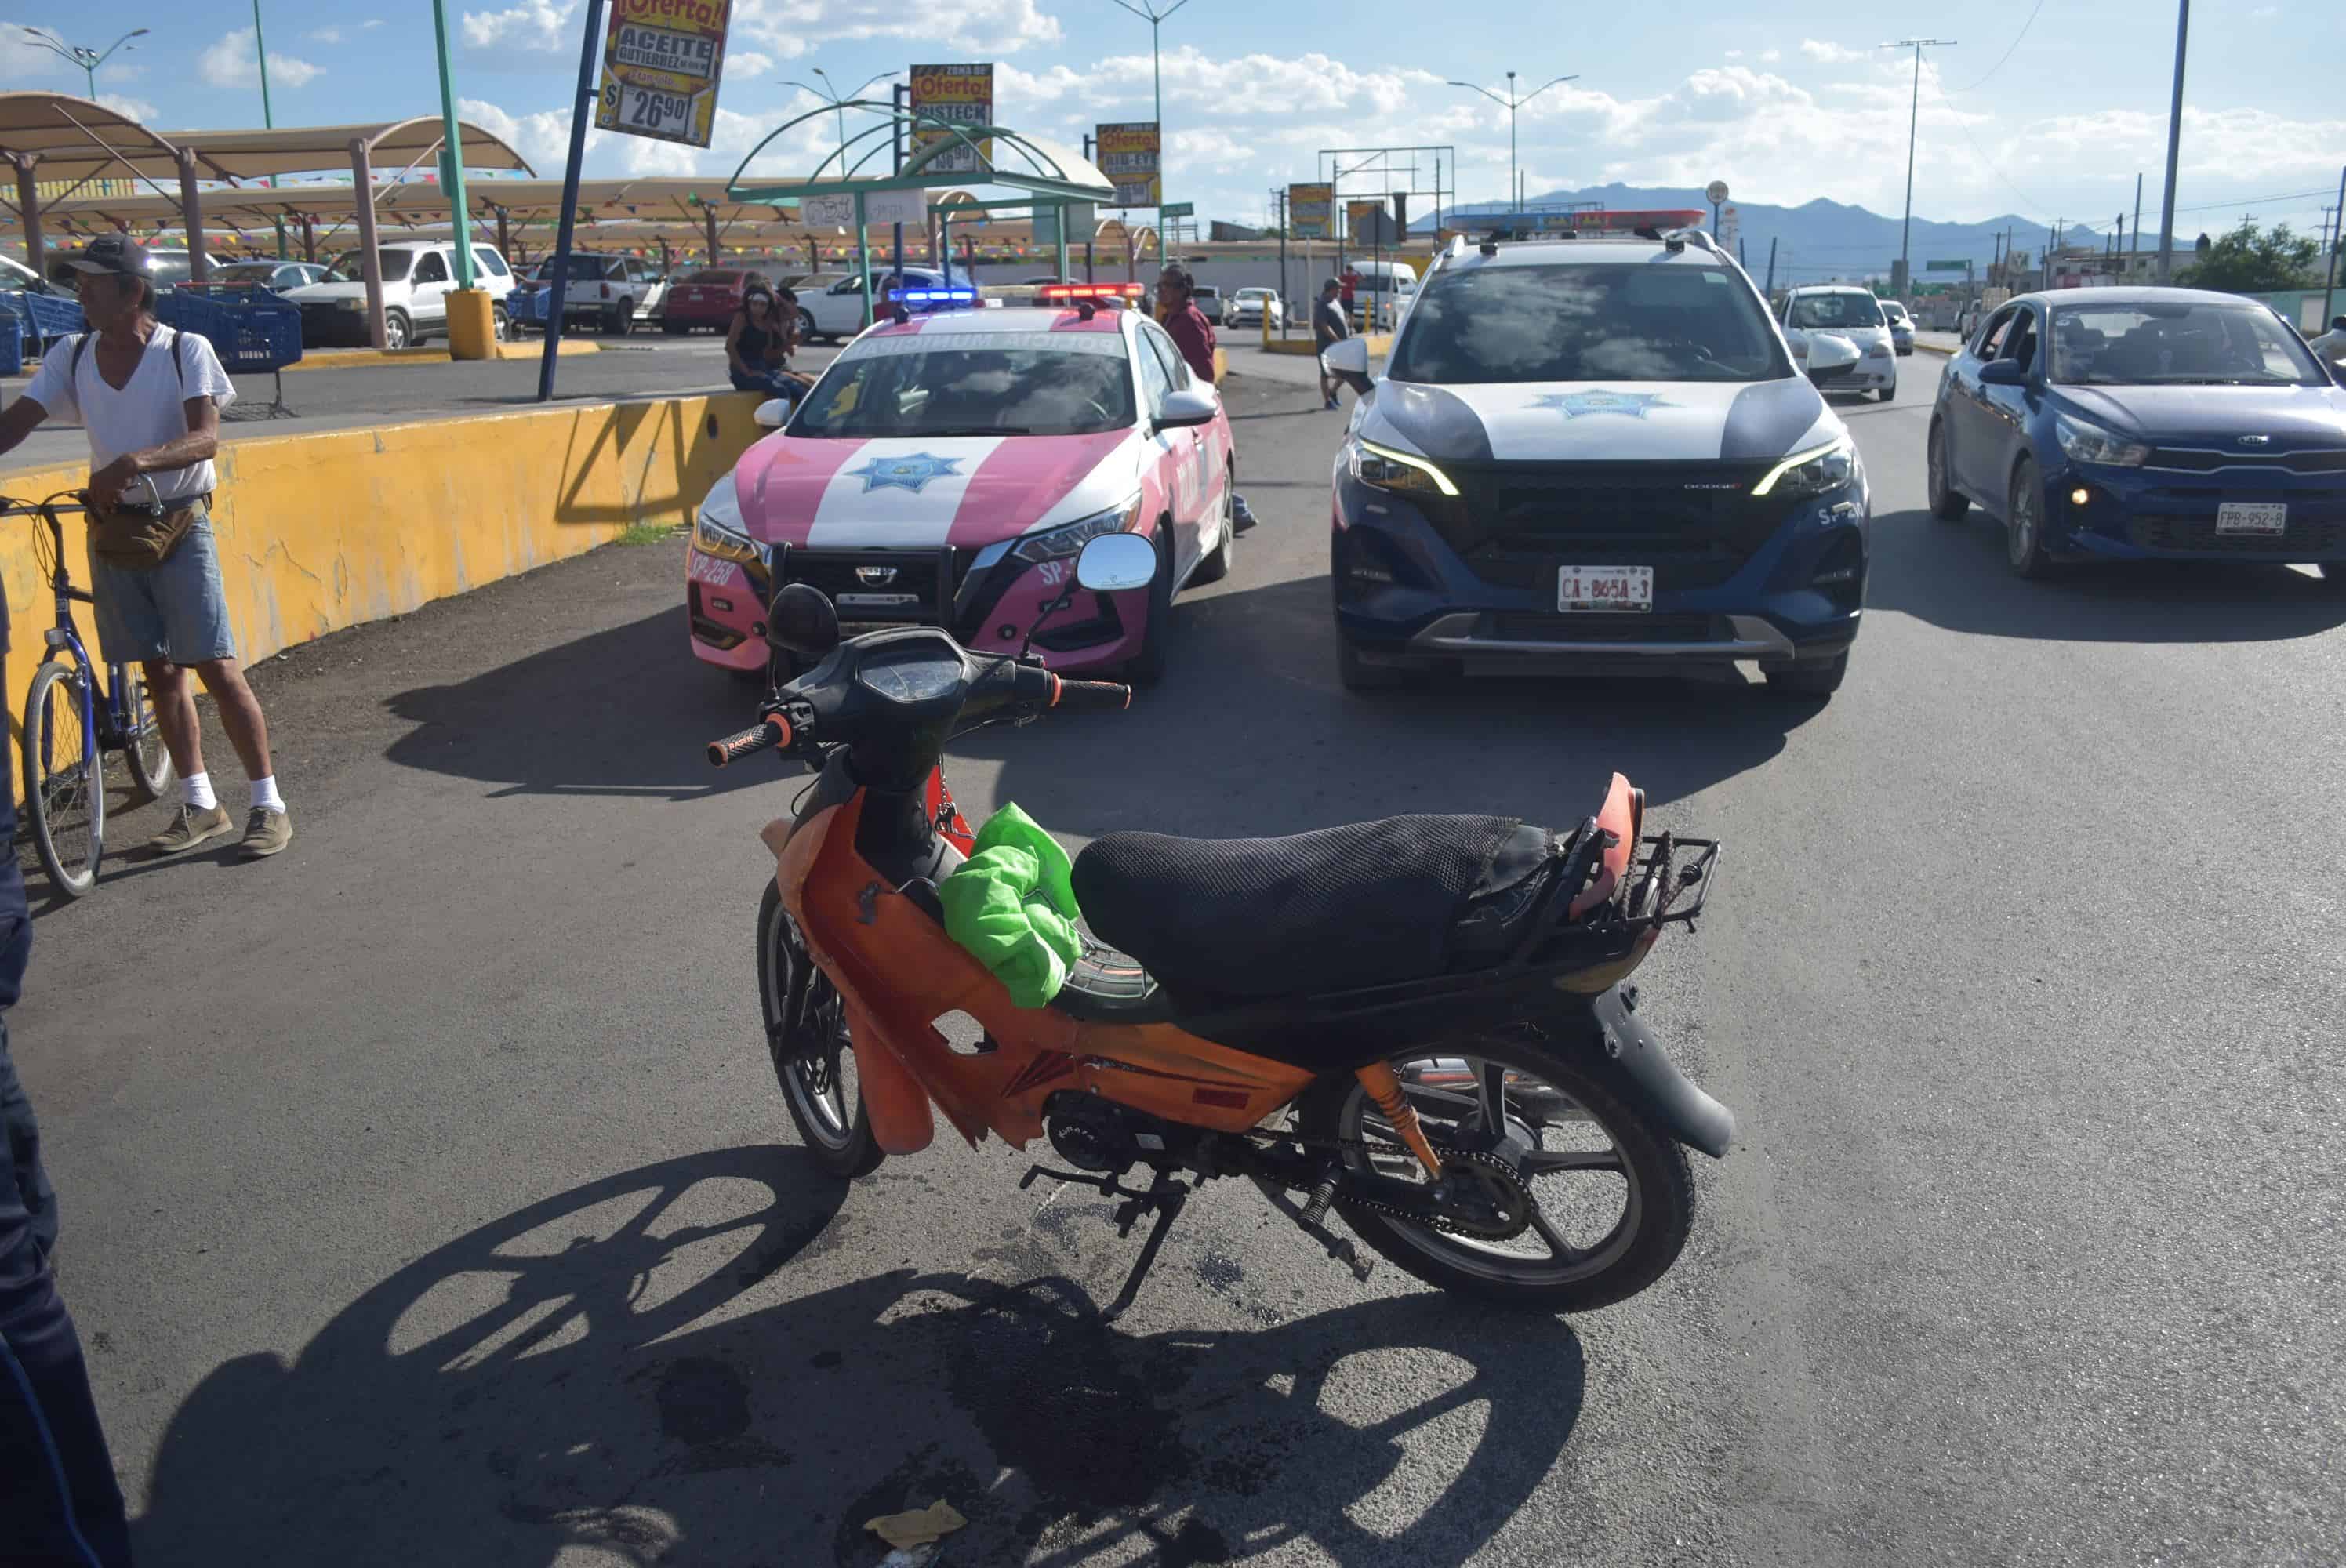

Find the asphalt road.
xmin=16 ymin=355 xmax=2346 ymax=1566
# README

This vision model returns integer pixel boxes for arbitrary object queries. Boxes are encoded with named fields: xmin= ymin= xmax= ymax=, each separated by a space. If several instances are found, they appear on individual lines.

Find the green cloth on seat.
xmin=938 ymin=804 xmax=1084 ymax=1007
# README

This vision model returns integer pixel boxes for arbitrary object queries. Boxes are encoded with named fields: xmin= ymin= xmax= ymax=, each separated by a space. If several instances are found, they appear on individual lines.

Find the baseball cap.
xmin=1320 ymin=276 xmax=1342 ymax=291
xmin=49 ymin=234 xmax=153 ymax=285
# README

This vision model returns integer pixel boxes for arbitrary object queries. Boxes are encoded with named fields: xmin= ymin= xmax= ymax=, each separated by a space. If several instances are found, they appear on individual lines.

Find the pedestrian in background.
xmin=2307 ymin=314 xmax=2346 ymax=372
xmin=1155 ymin=267 xmax=1256 ymax=535
xmin=725 ymin=286 xmax=802 ymax=406
xmin=1314 ymin=277 xmax=1353 ymax=411
xmin=0 ymin=586 xmax=137 ymax=1566
xmin=0 ymin=235 xmax=292 ymax=860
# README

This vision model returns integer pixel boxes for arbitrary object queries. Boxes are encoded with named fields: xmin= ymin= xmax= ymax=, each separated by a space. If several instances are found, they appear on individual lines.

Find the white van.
xmin=1342 ymin=259 xmax=1418 ymax=329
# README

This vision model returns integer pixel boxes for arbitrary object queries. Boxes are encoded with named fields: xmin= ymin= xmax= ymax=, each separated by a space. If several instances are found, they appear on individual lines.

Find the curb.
xmin=289 ymin=340 xmax=603 ymax=372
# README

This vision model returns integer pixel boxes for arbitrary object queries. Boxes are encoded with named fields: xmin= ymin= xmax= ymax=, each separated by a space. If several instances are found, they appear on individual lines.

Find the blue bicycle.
xmin=5 ymin=492 xmax=173 ymax=898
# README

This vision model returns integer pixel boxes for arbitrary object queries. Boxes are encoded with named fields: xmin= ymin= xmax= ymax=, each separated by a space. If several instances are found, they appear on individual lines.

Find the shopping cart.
xmin=155 ymin=285 xmax=304 ymax=418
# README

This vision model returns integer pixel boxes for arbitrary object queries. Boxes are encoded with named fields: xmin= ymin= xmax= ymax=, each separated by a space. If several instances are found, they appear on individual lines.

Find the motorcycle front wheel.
xmin=757 ymin=881 xmax=883 ymax=1178
xmin=1298 ymin=1034 xmax=1694 ymax=1313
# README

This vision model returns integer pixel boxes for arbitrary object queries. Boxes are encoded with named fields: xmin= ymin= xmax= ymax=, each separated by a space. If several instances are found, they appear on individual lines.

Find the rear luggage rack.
xmin=1622 ymin=833 xmax=1721 ymax=931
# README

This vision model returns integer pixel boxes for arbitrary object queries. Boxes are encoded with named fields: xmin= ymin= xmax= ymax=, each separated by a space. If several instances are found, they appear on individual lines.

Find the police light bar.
xmin=887 ymin=287 xmax=979 ymax=306
xmin=1038 ymin=283 xmax=1144 ymax=304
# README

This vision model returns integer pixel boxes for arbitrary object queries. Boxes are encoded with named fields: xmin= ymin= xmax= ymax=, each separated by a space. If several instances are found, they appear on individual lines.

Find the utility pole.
xmin=2155 ymin=0 xmax=2189 ymax=284
xmin=1446 ymin=71 xmax=1577 ymax=214
xmin=1881 ymin=38 xmax=1956 ymax=301
xmin=1109 ymin=0 xmax=1192 ymax=236
xmin=2324 ymin=163 xmax=2345 ymax=328
xmin=2132 ymin=172 xmax=2144 ymax=276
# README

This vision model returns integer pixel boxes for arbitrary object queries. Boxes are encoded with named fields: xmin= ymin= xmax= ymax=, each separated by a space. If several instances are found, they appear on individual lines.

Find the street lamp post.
xmin=784 ymin=68 xmax=900 ymax=163
xmin=20 ymin=26 xmax=148 ymax=99
xmin=1445 ymin=71 xmax=1577 ymax=216
xmin=1881 ymin=38 xmax=1955 ymax=301
xmin=1109 ymin=0 xmax=1193 ymax=233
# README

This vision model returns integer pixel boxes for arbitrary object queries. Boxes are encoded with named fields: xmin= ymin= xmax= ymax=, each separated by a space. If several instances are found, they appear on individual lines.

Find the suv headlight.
xmin=2055 ymin=412 xmax=2149 ymax=467
xmin=1011 ymin=495 xmax=1143 ymax=567
xmin=692 ymin=485 xmax=768 ymax=567
xmin=1752 ymin=437 xmax=1857 ymax=500
xmin=1346 ymin=437 xmax=1459 ymax=498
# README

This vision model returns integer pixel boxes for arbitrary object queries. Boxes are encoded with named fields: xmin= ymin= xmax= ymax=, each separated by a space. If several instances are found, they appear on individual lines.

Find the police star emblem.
xmin=1534 ymin=390 xmax=1672 ymax=419
xmin=849 ymin=452 xmax=965 ymax=493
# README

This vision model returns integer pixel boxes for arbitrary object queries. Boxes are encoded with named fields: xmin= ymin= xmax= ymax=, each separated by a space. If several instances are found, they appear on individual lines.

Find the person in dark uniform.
xmin=0 ymin=585 xmax=136 ymax=1566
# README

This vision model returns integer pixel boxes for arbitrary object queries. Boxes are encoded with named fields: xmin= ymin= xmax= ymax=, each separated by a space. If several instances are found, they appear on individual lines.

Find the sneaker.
xmin=1324 ymin=397 xmax=1341 ymax=410
xmin=239 ymin=806 xmax=294 ymax=859
xmin=147 ymin=804 xmax=234 ymax=855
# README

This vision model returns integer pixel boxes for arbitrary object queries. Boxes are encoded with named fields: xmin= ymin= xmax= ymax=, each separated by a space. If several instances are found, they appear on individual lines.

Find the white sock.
xmin=183 ymin=771 xmax=217 ymax=811
xmin=250 ymin=775 xmax=285 ymax=814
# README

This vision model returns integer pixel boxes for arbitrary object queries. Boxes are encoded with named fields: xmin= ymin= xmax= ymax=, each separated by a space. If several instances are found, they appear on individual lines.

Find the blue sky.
xmin=7 ymin=0 xmax=2342 ymax=238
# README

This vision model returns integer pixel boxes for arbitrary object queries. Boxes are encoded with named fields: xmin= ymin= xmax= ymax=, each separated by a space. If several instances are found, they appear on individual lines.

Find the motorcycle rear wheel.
xmin=757 ymin=881 xmax=882 ymax=1178
xmin=1298 ymin=1034 xmax=1693 ymax=1312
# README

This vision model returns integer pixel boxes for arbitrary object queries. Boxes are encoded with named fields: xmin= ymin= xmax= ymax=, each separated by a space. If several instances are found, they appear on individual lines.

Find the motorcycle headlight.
xmin=692 ymin=487 xmax=768 ymax=567
xmin=2055 ymin=412 xmax=2149 ymax=468
xmin=1752 ymin=437 xmax=1857 ymax=501
xmin=1346 ymin=437 xmax=1460 ymax=499
xmin=1011 ymin=495 xmax=1144 ymax=568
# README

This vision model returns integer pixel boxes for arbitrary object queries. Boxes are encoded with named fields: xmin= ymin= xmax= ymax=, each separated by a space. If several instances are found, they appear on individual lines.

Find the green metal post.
xmin=430 ymin=0 xmax=478 ymax=289
xmin=252 ymin=1 xmax=290 ymax=259
xmin=1055 ymin=201 xmax=1070 ymax=281
xmin=855 ymin=189 xmax=873 ymax=329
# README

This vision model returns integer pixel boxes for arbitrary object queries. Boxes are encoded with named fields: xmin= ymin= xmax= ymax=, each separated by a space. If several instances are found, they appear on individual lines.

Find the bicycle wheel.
xmin=23 ymin=660 xmax=104 ymax=898
xmin=112 ymin=665 xmax=175 ymax=800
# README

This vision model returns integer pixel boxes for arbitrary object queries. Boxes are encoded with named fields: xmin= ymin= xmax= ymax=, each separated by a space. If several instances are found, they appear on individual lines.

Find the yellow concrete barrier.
xmin=289 ymin=339 xmax=602 ymax=371
xmin=2 ymin=392 xmax=765 ymax=780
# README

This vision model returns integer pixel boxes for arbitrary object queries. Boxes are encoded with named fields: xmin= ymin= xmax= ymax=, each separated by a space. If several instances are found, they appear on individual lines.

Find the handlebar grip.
xmin=1051 ymin=677 xmax=1132 ymax=713
xmin=705 ymin=716 xmax=792 ymax=768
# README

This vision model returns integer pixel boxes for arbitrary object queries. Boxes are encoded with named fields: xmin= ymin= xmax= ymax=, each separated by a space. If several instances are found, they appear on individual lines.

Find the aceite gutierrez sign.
xmin=594 ymin=0 xmax=733 ymax=149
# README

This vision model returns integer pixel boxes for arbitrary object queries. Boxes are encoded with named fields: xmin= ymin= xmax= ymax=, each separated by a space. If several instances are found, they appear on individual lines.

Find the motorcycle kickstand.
xmin=1250 ymin=1173 xmax=1377 ymax=1285
xmin=1017 ymin=1164 xmax=1192 ymax=1324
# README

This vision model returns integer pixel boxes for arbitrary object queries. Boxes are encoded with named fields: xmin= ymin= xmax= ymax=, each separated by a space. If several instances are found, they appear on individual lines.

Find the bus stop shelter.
xmin=0 ymin=92 xmax=530 ymax=347
xmin=726 ymin=101 xmax=1113 ymax=328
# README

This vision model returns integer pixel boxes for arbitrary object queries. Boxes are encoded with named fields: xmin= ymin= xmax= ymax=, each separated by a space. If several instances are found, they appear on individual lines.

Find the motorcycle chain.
xmin=1258 ymin=1135 xmax=1538 ymax=1240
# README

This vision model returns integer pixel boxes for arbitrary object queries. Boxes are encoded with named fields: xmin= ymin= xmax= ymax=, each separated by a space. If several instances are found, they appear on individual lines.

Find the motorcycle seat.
xmin=1070 ymin=814 xmax=1530 ymax=1004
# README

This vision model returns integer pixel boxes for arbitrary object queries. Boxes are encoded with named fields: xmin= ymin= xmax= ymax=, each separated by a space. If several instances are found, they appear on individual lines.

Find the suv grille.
xmin=1444 ymin=460 xmax=1792 ymax=590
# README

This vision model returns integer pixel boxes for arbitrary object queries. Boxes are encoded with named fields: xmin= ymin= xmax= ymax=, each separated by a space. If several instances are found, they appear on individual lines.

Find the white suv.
xmin=1777 ymin=286 xmax=1898 ymax=401
xmin=284 ymin=241 xmax=517 ymax=350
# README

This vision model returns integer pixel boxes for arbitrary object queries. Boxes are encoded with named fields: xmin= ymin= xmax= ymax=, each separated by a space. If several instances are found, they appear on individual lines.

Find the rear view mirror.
xmin=753 ymin=398 xmax=790 ymax=429
xmin=766 ymin=583 xmax=840 ymax=656
xmin=1074 ymin=532 xmax=1157 ymax=593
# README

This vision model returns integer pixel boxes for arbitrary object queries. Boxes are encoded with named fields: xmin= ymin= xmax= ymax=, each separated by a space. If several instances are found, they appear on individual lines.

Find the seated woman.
xmin=727 ymin=286 xmax=810 ymax=405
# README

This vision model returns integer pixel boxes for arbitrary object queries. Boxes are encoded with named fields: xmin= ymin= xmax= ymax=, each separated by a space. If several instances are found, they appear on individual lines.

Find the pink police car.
xmin=685 ymin=287 xmax=1237 ymax=684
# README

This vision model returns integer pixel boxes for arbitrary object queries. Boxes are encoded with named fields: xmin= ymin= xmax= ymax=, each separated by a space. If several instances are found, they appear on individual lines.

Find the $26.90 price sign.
xmin=593 ymin=0 xmax=732 ymax=149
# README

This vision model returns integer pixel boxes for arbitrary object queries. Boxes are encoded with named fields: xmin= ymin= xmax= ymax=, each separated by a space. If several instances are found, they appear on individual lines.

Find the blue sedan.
xmin=1927 ymin=288 xmax=2346 ymax=586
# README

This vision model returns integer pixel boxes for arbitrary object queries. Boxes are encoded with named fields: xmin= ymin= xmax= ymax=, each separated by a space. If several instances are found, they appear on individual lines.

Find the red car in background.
xmin=663 ymin=268 xmax=797 ymax=336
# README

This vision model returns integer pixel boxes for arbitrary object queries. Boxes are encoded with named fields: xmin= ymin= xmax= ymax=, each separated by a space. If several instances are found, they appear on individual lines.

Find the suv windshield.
xmin=535 ymin=256 xmax=613 ymax=280
xmin=1789 ymin=292 xmax=1885 ymax=330
xmin=329 ymin=249 xmax=411 ymax=283
xmin=793 ymin=339 xmax=1135 ymax=438
xmin=1390 ymin=262 xmax=1789 ymax=384
xmin=2049 ymin=299 xmax=2326 ymax=387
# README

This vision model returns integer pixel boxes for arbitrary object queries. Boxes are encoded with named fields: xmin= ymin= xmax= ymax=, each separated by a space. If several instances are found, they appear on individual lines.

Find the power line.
xmin=1945 ymin=0 xmax=2046 ymax=93
xmin=1925 ymin=71 xmax=2050 ymax=220
xmin=2168 ymin=187 xmax=2333 ymax=214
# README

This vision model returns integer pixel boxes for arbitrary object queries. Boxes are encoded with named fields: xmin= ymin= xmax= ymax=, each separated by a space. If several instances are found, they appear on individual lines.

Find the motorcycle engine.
xmin=1044 ymin=1094 xmax=1143 ymax=1174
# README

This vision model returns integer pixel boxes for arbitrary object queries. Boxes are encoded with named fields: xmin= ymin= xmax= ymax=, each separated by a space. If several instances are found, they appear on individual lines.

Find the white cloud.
xmin=457 ymin=96 xmax=605 ymax=172
xmin=309 ymin=27 xmax=345 ymax=43
xmin=98 ymin=93 xmax=159 ymax=122
xmin=1725 ymin=49 xmax=1742 ymax=60
xmin=1001 ymin=48 xmax=1435 ymax=118
xmin=462 ymin=0 xmax=576 ymax=51
xmin=200 ymin=27 xmax=323 ymax=89
xmin=365 ymin=18 xmax=387 ymax=28
xmin=724 ymin=49 xmax=775 ymax=78
xmin=1799 ymin=39 xmax=1867 ymax=65
xmin=732 ymin=0 xmax=1061 ymax=59
xmin=1760 ymin=48 xmax=1781 ymax=63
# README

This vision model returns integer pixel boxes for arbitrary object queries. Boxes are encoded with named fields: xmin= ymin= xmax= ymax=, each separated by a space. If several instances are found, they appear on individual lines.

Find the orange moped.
xmin=709 ymin=534 xmax=1734 ymax=1316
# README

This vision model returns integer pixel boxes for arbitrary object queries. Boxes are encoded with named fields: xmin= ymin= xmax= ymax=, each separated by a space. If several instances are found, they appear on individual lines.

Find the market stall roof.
xmin=0 ymin=91 xmax=180 ymax=181
xmin=25 ymin=176 xmax=800 ymax=231
xmin=0 ymin=106 xmax=532 ymax=186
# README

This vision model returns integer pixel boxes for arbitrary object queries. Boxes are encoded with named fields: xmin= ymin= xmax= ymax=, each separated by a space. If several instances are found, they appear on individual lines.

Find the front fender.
xmin=1581 ymin=986 xmax=1737 ymax=1159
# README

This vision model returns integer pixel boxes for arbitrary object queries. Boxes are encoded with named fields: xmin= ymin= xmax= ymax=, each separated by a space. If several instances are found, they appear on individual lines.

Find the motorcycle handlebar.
xmin=1051 ymin=677 xmax=1132 ymax=713
xmin=705 ymin=714 xmax=794 ymax=768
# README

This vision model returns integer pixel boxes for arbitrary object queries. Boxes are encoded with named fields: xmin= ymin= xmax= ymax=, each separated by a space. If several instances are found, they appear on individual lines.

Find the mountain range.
xmin=1411 ymin=183 xmax=2155 ymax=281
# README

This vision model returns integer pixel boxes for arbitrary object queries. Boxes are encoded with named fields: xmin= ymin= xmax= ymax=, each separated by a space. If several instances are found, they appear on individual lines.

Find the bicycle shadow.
xmin=133 ymin=1147 xmax=1585 ymax=1567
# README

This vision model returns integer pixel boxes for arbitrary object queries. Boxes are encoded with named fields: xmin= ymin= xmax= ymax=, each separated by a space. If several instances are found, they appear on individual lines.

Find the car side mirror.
xmin=1156 ymin=386 xmax=1220 ymax=430
xmin=1978 ymin=358 xmax=2028 ymax=387
xmin=753 ymin=398 xmax=791 ymax=429
xmin=1321 ymin=333 xmax=1376 ymax=396
xmin=1074 ymin=532 xmax=1157 ymax=592
xmin=1804 ymin=334 xmax=1860 ymax=381
xmin=766 ymin=583 xmax=839 ymax=656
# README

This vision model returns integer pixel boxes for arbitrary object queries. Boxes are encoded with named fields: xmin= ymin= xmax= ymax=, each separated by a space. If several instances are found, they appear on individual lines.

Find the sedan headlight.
xmin=1346 ymin=437 xmax=1460 ymax=499
xmin=2055 ymin=412 xmax=2149 ymax=468
xmin=1011 ymin=495 xmax=1144 ymax=567
xmin=692 ymin=482 xmax=768 ymax=567
xmin=1752 ymin=437 xmax=1857 ymax=500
